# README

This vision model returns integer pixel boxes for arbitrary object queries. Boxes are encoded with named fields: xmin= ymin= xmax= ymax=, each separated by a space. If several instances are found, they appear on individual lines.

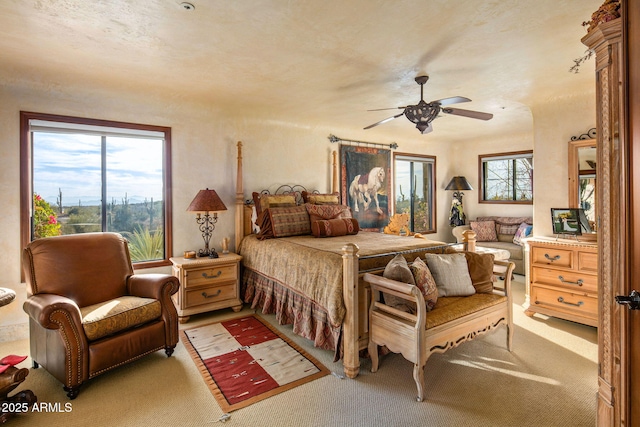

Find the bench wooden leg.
xmin=369 ymin=341 xmax=379 ymax=372
xmin=413 ymin=363 xmax=425 ymax=402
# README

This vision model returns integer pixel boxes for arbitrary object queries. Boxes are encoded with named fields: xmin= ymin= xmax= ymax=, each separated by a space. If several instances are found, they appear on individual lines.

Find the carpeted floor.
xmin=1 ymin=276 xmax=597 ymax=426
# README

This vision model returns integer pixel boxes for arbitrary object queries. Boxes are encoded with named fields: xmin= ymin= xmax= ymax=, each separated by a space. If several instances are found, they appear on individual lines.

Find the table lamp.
xmin=187 ymin=188 xmax=227 ymax=258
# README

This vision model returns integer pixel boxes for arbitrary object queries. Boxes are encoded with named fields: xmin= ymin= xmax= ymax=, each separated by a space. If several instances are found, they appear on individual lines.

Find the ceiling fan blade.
xmin=367 ymin=107 xmax=406 ymax=112
xmin=432 ymin=96 xmax=471 ymax=106
xmin=364 ymin=112 xmax=405 ymax=129
xmin=442 ymin=107 xmax=493 ymax=120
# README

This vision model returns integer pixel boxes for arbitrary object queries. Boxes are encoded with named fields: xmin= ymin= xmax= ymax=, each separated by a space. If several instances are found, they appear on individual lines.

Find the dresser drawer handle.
xmin=202 ymin=290 xmax=222 ymax=299
xmin=544 ymin=254 xmax=561 ymax=262
xmin=202 ymin=271 xmax=222 ymax=279
xmin=558 ymin=276 xmax=583 ymax=286
xmin=557 ymin=296 xmax=584 ymax=307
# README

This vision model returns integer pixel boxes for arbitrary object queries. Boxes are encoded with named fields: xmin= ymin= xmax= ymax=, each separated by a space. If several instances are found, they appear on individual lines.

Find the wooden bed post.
xmin=332 ymin=151 xmax=339 ymax=194
xmin=342 ymin=243 xmax=360 ymax=378
xmin=462 ymin=229 xmax=477 ymax=252
xmin=235 ymin=141 xmax=244 ymax=252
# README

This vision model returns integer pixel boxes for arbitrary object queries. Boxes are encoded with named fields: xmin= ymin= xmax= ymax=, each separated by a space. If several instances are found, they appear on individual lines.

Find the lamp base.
xmin=198 ymin=248 xmax=219 ymax=259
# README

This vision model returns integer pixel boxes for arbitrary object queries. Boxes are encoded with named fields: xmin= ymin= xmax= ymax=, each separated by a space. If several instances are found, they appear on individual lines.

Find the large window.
xmin=20 ymin=112 xmax=172 ymax=267
xmin=394 ymin=153 xmax=436 ymax=233
xmin=479 ymin=150 xmax=533 ymax=204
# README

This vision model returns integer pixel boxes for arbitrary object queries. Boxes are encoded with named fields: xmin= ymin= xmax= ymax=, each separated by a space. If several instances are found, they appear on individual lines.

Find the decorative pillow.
xmin=495 ymin=223 xmax=520 ymax=235
xmin=470 ymin=220 xmax=498 ymax=242
xmin=302 ymin=191 xmax=340 ymax=205
xmin=382 ymin=254 xmax=416 ymax=313
xmin=410 ymin=257 xmax=438 ymax=311
xmin=311 ymin=218 xmax=359 ymax=237
xmin=256 ymin=205 xmax=310 ymax=239
xmin=424 ymin=253 xmax=476 ymax=297
xmin=252 ymin=192 xmax=297 ymax=216
xmin=305 ymin=203 xmax=351 ymax=223
xmin=463 ymin=252 xmax=495 ymax=294
xmin=513 ymin=222 xmax=533 ymax=246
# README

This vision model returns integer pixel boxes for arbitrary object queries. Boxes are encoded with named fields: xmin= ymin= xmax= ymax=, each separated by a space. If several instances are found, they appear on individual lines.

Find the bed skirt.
xmin=242 ymin=268 xmax=342 ymax=357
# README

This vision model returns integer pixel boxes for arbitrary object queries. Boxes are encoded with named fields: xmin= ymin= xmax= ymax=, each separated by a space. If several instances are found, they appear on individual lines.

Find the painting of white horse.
xmin=340 ymin=145 xmax=391 ymax=230
xmin=348 ymin=166 xmax=386 ymax=214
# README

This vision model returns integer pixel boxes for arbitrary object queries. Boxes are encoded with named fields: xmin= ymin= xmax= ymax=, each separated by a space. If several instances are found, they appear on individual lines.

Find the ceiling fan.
xmin=363 ymin=75 xmax=493 ymax=134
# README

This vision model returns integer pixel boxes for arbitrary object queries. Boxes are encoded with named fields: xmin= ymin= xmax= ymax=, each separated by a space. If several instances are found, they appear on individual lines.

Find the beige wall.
xmin=0 ymin=81 xmax=594 ymax=340
xmin=531 ymin=92 xmax=596 ymax=237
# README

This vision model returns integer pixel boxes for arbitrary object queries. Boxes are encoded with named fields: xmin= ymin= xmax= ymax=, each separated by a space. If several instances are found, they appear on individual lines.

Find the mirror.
xmin=568 ymin=138 xmax=597 ymax=240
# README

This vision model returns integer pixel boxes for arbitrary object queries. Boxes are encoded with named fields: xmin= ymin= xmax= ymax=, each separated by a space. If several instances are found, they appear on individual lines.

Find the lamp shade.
xmin=445 ymin=176 xmax=473 ymax=191
xmin=186 ymin=188 xmax=228 ymax=212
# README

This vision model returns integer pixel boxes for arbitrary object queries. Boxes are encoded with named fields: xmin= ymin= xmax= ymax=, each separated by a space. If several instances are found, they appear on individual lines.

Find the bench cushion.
xmin=426 ymin=293 xmax=507 ymax=329
xmin=81 ymin=296 xmax=161 ymax=341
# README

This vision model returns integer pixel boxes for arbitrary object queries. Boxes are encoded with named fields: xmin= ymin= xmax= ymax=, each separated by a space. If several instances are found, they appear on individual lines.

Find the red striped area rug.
xmin=181 ymin=315 xmax=329 ymax=412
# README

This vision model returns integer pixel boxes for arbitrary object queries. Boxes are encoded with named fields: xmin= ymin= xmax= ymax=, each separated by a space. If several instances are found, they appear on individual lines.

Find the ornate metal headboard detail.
xmin=247 ymin=184 xmax=320 ymax=206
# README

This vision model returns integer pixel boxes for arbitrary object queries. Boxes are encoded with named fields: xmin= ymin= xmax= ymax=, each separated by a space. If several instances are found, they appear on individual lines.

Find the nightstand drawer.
xmin=531 ymin=247 xmax=574 ymax=269
xmin=532 ymin=267 xmax=597 ymax=293
xmin=531 ymin=285 xmax=597 ymax=320
xmin=186 ymin=264 xmax=237 ymax=288
xmin=185 ymin=283 xmax=237 ymax=308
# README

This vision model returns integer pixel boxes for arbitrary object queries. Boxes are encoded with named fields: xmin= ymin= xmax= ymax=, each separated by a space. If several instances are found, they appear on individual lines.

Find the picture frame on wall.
xmin=340 ymin=145 xmax=391 ymax=230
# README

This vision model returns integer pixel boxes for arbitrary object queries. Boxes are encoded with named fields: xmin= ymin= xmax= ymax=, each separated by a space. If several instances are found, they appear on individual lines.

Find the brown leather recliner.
xmin=22 ymin=232 xmax=180 ymax=399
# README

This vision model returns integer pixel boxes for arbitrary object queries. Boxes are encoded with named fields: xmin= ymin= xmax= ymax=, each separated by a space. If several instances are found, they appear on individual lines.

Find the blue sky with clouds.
xmin=33 ymin=133 xmax=164 ymax=206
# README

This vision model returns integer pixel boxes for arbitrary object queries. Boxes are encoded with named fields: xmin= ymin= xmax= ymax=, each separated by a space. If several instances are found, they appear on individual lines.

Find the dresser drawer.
xmin=531 ymin=247 xmax=574 ymax=269
xmin=578 ymin=251 xmax=598 ymax=273
xmin=530 ymin=285 xmax=597 ymax=320
xmin=532 ymin=267 xmax=597 ymax=293
xmin=185 ymin=264 xmax=237 ymax=288
xmin=185 ymin=282 xmax=237 ymax=308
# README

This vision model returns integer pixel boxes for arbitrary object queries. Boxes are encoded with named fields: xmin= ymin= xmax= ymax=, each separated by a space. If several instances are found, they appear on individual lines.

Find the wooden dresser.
xmin=525 ymin=238 xmax=598 ymax=327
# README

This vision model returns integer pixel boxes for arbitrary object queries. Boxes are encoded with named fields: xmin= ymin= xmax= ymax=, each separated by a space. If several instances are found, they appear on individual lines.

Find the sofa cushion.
xmin=463 ymin=252 xmax=495 ymax=294
xmin=81 ymin=296 xmax=161 ymax=341
xmin=410 ymin=257 xmax=438 ymax=311
xmin=475 ymin=241 xmax=523 ymax=260
xmin=425 ymin=253 xmax=476 ymax=297
xmin=513 ymin=222 xmax=533 ymax=246
xmin=470 ymin=220 xmax=498 ymax=242
xmin=426 ymin=294 xmax=506 ymax=329
xmin=383 ymin=254 xmax=417 ymax=313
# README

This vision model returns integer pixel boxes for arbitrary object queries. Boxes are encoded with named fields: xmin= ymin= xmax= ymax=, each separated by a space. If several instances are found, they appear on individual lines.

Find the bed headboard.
xmin=234 ymin=142 xmax=339 ymax=251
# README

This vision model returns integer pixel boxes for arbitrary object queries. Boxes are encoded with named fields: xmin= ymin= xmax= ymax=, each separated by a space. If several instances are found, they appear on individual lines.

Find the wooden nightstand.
xmin=170 ymin=253 xmax=243 ymax=323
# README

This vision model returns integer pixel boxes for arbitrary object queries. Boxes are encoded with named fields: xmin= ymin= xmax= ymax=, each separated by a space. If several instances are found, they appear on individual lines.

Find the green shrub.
xmin=126 ymin=226 xmax=164 ymax=262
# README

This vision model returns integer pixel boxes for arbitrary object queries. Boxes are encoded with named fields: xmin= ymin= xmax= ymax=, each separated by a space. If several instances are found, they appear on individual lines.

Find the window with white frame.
xmin=394 ymin=153 xmax=436 ymax=233
xmin=479 ymin=150 xmax=533 ymax=203
xmin=20 ymin=112 xmax=172 ymax=267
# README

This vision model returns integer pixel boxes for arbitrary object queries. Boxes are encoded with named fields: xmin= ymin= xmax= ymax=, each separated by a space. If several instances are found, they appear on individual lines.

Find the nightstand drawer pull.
xmin=557 ymin=296 xmax=584 ymax=307
xmin=544 ymin=254 xmax=561 ymax=262
xmin=202 ymin=271 xmax=222 ymax=279
xmin=558 ymin=275 xmax=583 ymax=286
xmin=202 ymin=290 xmax=222 ymax=299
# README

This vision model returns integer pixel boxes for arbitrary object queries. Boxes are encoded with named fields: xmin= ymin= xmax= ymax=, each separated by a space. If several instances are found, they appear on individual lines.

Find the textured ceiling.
xmin=0 ymin=0 xmax=602 ymax=142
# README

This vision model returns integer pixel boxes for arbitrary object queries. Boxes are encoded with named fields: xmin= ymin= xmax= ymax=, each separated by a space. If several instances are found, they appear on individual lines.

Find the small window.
xmin=393 ymin=153 xmax=436 ymax=233
xmin=479 ymin=150 xmax=533 ymax=203
xmin=20 ymin=112 xmax=172 ymax=268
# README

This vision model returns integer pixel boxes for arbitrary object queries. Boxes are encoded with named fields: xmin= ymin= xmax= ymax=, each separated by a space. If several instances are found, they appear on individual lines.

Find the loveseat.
xmin=452 ymin=216 xmax=532 ymax=275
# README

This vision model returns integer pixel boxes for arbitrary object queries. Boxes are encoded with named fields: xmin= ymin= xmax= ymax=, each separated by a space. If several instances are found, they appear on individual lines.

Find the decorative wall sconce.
xmin=187 ymin=188 xmax=227 ymax=258
xmin=445 ymin=176 xmax=473 ymax=227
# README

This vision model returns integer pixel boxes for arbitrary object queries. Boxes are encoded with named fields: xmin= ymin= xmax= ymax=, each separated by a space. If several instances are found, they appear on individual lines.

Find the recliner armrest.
xmin=127 ymin=274 xmax=180 ymax=300
xmin=23 ymin=293 xmax=82 ymax=330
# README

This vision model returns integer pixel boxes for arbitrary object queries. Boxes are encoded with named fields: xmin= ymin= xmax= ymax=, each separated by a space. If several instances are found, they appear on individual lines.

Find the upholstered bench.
xmin=363 ymin=254 xmax=515 ymax=402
